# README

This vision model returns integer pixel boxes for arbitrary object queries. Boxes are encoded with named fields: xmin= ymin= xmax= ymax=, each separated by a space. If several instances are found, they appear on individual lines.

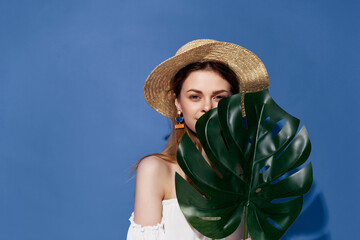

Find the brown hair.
xmin=132 ymin=61 xmax=240 ymax=172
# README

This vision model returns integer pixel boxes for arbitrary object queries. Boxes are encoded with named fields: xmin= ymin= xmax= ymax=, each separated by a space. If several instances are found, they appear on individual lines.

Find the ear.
xmin=174 ymin=97 xmax=182 ymax=112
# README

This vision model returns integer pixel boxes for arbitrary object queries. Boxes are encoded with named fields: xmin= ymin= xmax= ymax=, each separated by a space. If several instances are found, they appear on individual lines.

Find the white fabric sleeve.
xmin=126 ymin=213 xmax=165 ymax=240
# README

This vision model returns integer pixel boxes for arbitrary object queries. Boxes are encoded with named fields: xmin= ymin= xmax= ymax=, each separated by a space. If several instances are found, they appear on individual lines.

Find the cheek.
xmin=179 ymin=101 xmax=198 ymax=127
xmin=213 ymin=101 xmax=219 ymax=109
xmin=182 ymin=107 xmax=194 ymax=121
xmin=181 ymin=101 xmax=198 ymax=118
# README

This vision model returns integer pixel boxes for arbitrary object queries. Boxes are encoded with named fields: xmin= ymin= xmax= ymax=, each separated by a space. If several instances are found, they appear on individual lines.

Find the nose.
xmin=202 ymin=98 xmax=212 ymax=112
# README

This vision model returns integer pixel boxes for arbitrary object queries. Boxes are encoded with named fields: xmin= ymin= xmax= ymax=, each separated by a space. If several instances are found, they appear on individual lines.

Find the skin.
xmin=133 ymin=70 xmax=251 ymax=239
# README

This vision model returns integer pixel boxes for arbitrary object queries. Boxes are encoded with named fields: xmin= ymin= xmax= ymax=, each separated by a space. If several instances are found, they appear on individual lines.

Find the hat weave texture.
xmin=144 ymin=39 xmax=269 ymax=118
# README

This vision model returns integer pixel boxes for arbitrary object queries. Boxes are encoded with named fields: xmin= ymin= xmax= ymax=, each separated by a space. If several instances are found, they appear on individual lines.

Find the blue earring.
xmin=175 ymin=110 xmax=184 ymax=129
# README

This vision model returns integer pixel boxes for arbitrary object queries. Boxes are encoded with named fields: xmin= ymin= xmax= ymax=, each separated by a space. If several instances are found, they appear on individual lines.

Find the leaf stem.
xmin=244 ymin=206 xmax=248 ymax=240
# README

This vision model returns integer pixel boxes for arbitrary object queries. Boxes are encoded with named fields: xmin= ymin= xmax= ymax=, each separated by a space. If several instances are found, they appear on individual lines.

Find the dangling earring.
xmin=175 ymin=110 xmax=184 ymax=129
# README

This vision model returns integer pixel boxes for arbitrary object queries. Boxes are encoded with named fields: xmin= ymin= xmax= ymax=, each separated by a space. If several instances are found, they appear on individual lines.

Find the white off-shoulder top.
xmin=127 ymin=198 xmax=244 ymax=240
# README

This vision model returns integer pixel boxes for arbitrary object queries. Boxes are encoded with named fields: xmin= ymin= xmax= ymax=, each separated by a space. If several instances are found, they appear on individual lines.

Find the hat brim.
xmin=144 ymin=41 xmax=269 ymax=118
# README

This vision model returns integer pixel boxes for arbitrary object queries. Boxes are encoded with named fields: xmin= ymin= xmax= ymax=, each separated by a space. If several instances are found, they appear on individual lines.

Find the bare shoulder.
xmin=136 ymin=155 xmax=172 ymax=178
xmin=133 ymin=155 xmax=173 ymax=226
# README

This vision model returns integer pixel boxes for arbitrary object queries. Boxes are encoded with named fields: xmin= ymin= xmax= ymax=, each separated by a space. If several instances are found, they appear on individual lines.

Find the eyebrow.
xmin=186 ymin=89 xmax=230 ymax=94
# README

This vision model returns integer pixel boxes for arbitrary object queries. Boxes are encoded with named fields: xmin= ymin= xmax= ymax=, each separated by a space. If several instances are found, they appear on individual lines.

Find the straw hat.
xmin=143 ymin=39 xmax=269 ymax=118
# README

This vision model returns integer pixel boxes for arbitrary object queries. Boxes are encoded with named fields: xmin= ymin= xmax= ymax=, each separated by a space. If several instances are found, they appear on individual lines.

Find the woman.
xmin=127 ymin=39 xmax=269 ymax=240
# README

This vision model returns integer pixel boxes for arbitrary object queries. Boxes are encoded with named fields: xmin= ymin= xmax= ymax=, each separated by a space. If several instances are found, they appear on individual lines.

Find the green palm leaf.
xmin=175 ymin=90 xmax=312 ymax=240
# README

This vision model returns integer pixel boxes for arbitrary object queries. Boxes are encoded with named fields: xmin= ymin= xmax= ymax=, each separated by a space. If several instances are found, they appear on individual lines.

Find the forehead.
xmin=181 ymin=70 xmax=231 ymax=91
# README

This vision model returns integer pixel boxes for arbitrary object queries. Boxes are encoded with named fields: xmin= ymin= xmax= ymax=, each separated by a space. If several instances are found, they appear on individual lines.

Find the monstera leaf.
xmin=175 ymin=90 xmax=312 ymax=240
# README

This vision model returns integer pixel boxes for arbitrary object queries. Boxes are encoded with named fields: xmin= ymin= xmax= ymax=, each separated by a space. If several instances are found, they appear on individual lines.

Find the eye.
xmin=214 ymin=95 xmax=228 ymax=101
xmin=190 ymin=95 xmax=200 ymax=100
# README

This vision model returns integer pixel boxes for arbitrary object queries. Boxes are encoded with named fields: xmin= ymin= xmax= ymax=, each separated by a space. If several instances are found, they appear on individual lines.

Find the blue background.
xmin=1 ymin=0 xmax=359 ymax=239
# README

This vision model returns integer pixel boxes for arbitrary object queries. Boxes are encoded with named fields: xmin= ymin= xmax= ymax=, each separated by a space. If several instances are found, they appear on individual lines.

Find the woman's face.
xmin=175 ymin=70 xmax=232 ymax=133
